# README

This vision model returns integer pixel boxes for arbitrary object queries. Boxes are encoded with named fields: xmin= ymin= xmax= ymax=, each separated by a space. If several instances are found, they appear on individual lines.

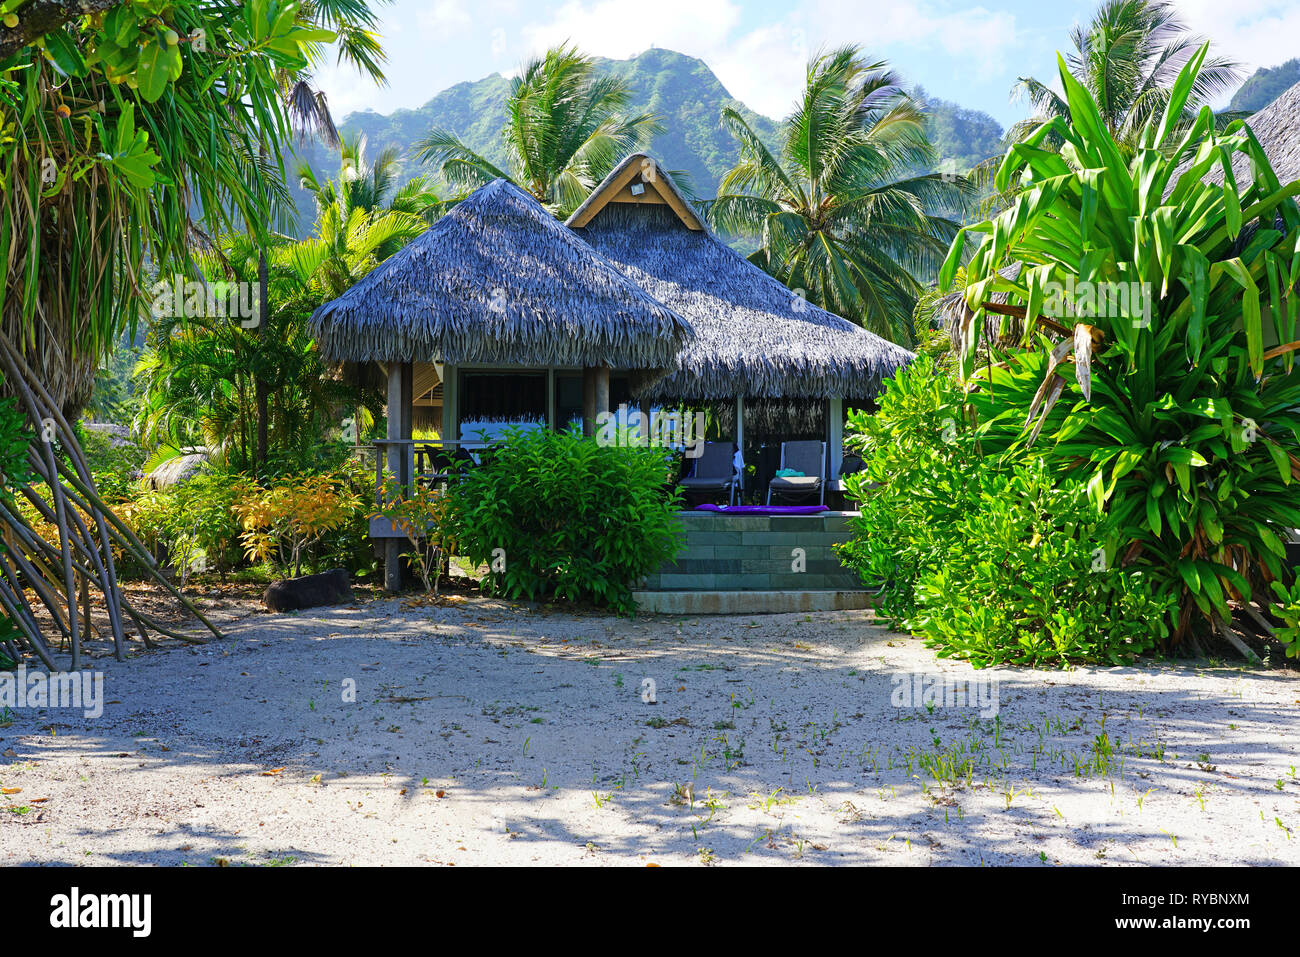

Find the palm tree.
xmin=415 ymin=44 xmax=662 ymax=217
xmin=298 ymin=133 xmax=445 ymax=227
xmin=250 ymin=0 xmax=391 ymax=471
xmin=710 ymin=46 xmax=971 ymax=346
xmin=1008 ymin=0 xmax=1241 ymax=151
xmin=292 ymin=139 xmax=436 ymax=296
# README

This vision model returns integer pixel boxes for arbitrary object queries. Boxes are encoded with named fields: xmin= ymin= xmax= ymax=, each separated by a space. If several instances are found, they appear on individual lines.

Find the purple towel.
xmin=694 ymin=504 xmax=829 ymax=514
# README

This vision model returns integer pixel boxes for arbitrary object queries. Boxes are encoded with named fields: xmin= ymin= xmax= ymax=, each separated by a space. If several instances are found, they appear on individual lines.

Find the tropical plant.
xmin=837 ymin=355 xmax=1170 ymax=667
xmin=235 ymin=472 xmax=362 ymax=577
xmin=0 ymin=1 xmax=365 ymax=665
xmin=709 ymin=46 xmax=972 ymax=346
xmin=416 ymin=43 xmax=662 ymax=217
xmin=288 ymin=141 xmax=435 ymax=298
xmin=377 ymin=479 xmax=458 ymax=595
xmin=1008 ymin=0 xmax=1241 ymax=152
xmin=449 ymin=427 xmax=684 ymax=613
xmin=298 ymin=131 xmax=444 ymax=224
xmin=247 ymin=0 xmax=390 ymax=472
xmin=940 ymin=46 xmax=1300 ymax=650
xmin=134 ymin=232 xmax=384 ymax=470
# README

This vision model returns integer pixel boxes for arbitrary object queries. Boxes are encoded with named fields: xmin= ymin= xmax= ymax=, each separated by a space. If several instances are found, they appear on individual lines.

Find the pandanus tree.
xmin=415 ymin=43 xmax=662 ymax=218
xmin=0 ymin=1 xmax=368 ymax=667
xmin=710 ymin=46 xmax=972 ymax=346
xmin=941 ymin=45 xmax=1300 ymax=654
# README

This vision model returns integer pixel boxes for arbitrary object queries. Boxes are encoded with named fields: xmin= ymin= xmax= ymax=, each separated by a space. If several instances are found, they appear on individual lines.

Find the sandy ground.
xmin=1 ymin=592 xmax=1298 ymax=866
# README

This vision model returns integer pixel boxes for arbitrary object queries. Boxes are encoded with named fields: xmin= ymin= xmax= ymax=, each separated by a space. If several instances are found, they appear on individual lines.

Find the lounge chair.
xmin=677 ymin=441 xmax=738 ymax=506
xmin=767 ymin=440 xmax=826 ymax=505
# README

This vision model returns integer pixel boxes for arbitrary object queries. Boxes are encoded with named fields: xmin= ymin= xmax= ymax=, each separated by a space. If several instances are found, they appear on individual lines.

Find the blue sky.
xmin=312 ymin=0 xmax=1300 ymax=129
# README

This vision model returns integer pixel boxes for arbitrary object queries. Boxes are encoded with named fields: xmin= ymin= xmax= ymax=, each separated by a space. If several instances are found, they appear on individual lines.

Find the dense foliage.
xmin=838 ymin=356 xmax=1170 ymax=667
xmin=942 ymin=47 xmax=1300 ymax=653
xmin=449 ymin=428 xmax=683 ymax=614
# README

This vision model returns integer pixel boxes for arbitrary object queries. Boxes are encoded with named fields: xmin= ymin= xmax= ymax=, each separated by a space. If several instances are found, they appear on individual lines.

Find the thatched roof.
xmin=1209 ymin=80 xmax=1300 ymax=189
xmin=309 ymin=178 xmax=692 ymax=368
xmin=568 ymin=157 xmax=913 ymax=400
xmin=146 ymin=450 xmax=210 ymax=490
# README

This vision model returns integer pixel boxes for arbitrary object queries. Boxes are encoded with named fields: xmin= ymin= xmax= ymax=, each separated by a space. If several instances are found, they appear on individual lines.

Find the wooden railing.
xmin=368 ymin=439 xmax=480 ymax=506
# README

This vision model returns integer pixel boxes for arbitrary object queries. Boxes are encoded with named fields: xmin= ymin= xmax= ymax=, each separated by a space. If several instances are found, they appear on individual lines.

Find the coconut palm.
xmin=298 ymin=133 xmax=445 ymax=227
xmin=1008 ymin=0 xmax=1241 ymax=152
xmin=710 ymin=46 xmax=972 ymax=346
xmin=415 ymin=44 xmax=662 ymax=217
xmin=249 ymin=0 xmax=391 ymax=470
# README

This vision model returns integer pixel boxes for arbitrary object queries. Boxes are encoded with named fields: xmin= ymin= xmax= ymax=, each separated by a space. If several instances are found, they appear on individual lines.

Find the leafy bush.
xmin=120 ymin=473 xmax=253 ymax=582
xmin=450 ymin=426 xmax=683 ymax=613
xmin=942 ymin=47 xmax=1300 ymax=646
xmin=912 ymin=459 xmax=1170 ymax=666
xmin=377 ymin=480 xmax=459 ymax=595
xmin=839 ymin=356 xmax=1170 ymax=667
xmin=234 ymin=472 xmax=364 ymax=578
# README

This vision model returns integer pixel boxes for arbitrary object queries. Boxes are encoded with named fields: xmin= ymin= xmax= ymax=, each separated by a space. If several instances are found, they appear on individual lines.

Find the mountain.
xmin=284 ymin=48 xmax=1008 ymax=236
xmin=912 ymin=88 xmax=1005 ymax=173
xmin=1229 ymin=58 xmax=1300 ymax=114
xmin=285 ymin=48 xmax=779 ymax=235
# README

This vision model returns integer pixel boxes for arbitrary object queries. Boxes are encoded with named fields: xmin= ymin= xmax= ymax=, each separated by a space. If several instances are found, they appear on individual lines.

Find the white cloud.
xmin=520 ymin=0 xmax=742 ymax=62
xmin=1169 ymin=0 xmax=1300 ymax=95
xmin=515 ymin=0 xmax=1023 ymax=118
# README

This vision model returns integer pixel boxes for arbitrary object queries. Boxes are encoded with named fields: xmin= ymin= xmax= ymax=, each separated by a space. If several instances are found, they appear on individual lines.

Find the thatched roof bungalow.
xmin=568 ymin=154 xmax=914 ymax=402
xmin=310 ymin=154 xmax=917 ymax=588
xmin=310 ymin=177 xmax=692 ymax=369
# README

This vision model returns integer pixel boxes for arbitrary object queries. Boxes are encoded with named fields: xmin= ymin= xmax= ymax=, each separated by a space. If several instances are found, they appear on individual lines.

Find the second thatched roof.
xmin=309 ymin=178 xmax=692 ymax=368
xmin=1210 ymin=80 xmax=1300 ymax=190
xmin=568 ymin=156 xmax=914 ymax=400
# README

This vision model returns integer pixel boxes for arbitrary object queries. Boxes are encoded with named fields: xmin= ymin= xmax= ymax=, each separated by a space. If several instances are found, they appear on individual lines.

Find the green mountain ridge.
xmin=1228 ymin=58 xmax=1300 ymax=114
xmin=285 ymin=47 xmax=1005 ymax=235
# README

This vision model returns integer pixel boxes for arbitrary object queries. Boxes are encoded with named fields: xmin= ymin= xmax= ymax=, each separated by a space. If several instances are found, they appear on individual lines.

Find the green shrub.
xmin=122 ymin=472 xmax=252 ymax=580
xmin=450 ymin=426 xmax=683 ymax=613
xmin=839 ymin=356 xmax=1170 ymax=667
xmin=942 ymin=47 xmax=1300 ymax=646
xmin=912 ymin=459 xmax=1170 ymax=666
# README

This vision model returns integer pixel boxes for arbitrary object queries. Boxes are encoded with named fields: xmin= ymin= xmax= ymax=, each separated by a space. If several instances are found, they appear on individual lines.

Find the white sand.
xmin=1 ymin=594 xmax=1298 ymax=866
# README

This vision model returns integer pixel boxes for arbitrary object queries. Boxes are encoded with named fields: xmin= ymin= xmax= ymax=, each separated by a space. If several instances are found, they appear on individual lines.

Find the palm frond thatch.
xmin=1203 ymin=79 xmax=1300 ymax=189
xmin=569 ymin=160 xmax=914 ymax=400
xmin=309 ymin=178 xmax=693 ymax=367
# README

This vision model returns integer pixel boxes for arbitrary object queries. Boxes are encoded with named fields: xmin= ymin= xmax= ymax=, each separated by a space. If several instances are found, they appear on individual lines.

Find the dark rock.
xmin=264 ymin=568 xmax=353 ymax=612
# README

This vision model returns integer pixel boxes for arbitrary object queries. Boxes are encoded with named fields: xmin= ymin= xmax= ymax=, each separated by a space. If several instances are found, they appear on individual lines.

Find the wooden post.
xmin=735 ymin=395 xmax=745 ymax=496
xmin=384 ymin=361 xmax=414 ymax=593
xmin=828 ymin=396 xmax=844 ymax=482
xmin=546 ymin=367 xmax=556 ymax=431
xmin=582 ymin=366 xmax=596 ymax=437
xmin=441 ymin=363 xmax=458 ymax=445
xmin=594 ymin=366 xmax=610 ymax=428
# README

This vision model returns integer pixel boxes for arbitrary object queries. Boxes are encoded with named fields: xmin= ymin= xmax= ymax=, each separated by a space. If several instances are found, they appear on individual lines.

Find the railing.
xmin=368 ymin=439 xmax=481 ymax=506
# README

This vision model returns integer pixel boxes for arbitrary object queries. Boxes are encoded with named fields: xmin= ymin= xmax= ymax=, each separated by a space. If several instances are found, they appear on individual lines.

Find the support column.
xmin=594 ymin=365 xmax=610 ymax=429
xmin=384 ymin=360 xmax=413 ymax=593
xmin=545 ymin=367 xmax=556 ymax=431
xmin=735 ymin=394 xmax=745 ymax=495
xmin=828 ymin=396 xmax=844 ymax=481
xmin=582 ymin=367 xmax=596 ymax=437
xmin=441 ymin=364 xmax=458 ymax=445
